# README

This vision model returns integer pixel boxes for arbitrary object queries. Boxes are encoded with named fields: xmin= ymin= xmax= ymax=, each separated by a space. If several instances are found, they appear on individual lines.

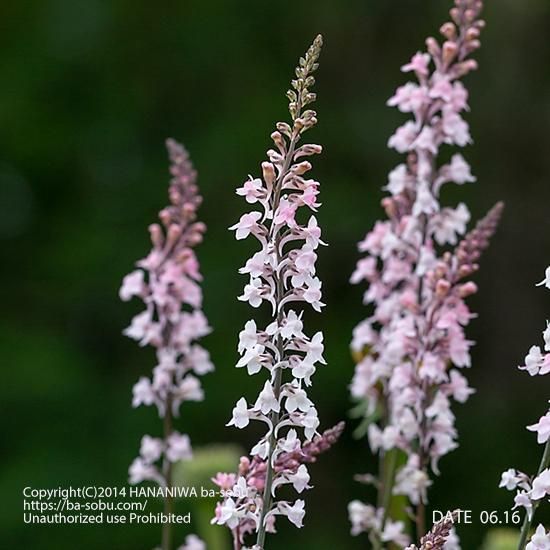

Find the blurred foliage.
xmin=1 ymin=0 xmax=550 ymax=548
xmin=173 ymin=445 xmax=243 ymax=549
xmin=481 ymin=529 xmax=520 ymax=550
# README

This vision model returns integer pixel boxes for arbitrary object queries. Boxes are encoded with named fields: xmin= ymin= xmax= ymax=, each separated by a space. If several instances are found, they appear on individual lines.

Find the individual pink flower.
xmin=528 ymin=413 xmax=550 ymax=445
xmin=526 ymin=525 xmax=550 ymax=550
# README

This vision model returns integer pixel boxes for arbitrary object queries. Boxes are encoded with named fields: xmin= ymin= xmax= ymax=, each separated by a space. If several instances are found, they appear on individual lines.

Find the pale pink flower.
xmin=531 ymin=469 xmax=550 ymax=500
xmin=230 ymin=211 xmax=262 ymax=240
xmin=401 ymin=52 xmax=431 ymax=76
xmin=177 ymin=534 xmax=206 ymax=550
xmin=536 ymin=267 xmax=550 ymax=289
xmin=527 ymin=412 xmax=550 ymax=444
xmin=526 ymin=525 xmax=550 ymax=550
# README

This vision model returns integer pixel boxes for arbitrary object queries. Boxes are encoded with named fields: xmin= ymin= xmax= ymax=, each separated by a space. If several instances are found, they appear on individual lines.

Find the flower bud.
xmin=262 ymin=162 xmax=276 ymax=187
xmin=436 ymin=279 xmax=452 ymax=297
xmin=440 ymin=22 xmax=457 ymax=40
xmin=458 ymin=281 xmax=478 ymax=298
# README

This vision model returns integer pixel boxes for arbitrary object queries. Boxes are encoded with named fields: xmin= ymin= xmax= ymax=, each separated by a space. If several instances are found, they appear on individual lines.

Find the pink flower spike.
xmin=120 ymin=139 xmax=213 ymax=549
xmin=350 ymin=2 xmax=501 ymax=546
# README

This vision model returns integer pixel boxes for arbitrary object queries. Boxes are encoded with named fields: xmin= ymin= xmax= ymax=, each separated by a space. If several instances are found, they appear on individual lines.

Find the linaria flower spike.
xmin=218 ymin=35 xmax=330 ymax=549
xmin=500 ymin=267 xmax=550 ymax=550
xmin=120 ymin=139 xmax=212 ymax=550
xmin=348 ymin=1 xmax=502 ymax=546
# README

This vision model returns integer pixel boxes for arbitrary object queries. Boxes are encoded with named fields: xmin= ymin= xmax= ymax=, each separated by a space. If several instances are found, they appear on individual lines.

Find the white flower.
xmin=527 ymin=411 xmax=550 ymax=444
xmin=228 ymin=398 xmax=250 ymax=429
xmin=544 ymin=322 xmax=550 ymax=352
xmin=385 ymin=164 xmax=412 ymax=195
xmin=166 ymin=432 xmax=192 ymax=462
xmin=531 ymin=468 xmax=550 ymax=500
xmin=301 ymin=406 xmax=320 ymax=439
xmin=513 ymin=491 xmax=533 ymax=519
xmin=432 ymin=203 xmax=470 ymax=245
xmin=291 ymin=357 xmax=315 ymax=384
xmin=175 ymin=375 xmax=204 ymax=402
xmin=216 ymin=497 xmax=242 ymax=529
xmin=239 ymin=278 xmax=265 ymax=308
xmin=447 ymin=153 xmax=476 ymax=184
xmin=381 ymin=519 xmax=409 ymax=547
xmin=119 ymin=270 xmax=145 ymax=301
xmin=229 ymin=211 xmax=262 ymax=240
xmin=393 ymin=454 xmax=431 ymax=505
xmin=280 ymin=310 xmax=304 ymax=339
xmin=305 ymin=332 xmax=326 ymax=365
xmin=348 ymin=500 xmax=378 ymax=536
xmin=251 ymin=439 xmax=269 ymax=459
xmin=520 ymin=346 xmax=545 ymax=376
xmin=499 ymin=468 xmax=520 ymax=491
xmin=240 ymin=249 xmax=272 ymax=278
xmin=124 ymin=310 xmax=155 ymax=343
xmin=236 ymin=344 xmax=265 ymax=375
xmin=188 ymin=345 xmax=214 ymax=375
xmin=290 ymin=465 xmax=311 ymax=493
xmin=536 ymin=266 xmax=550 ymax=289
xmin=412 ymin=180 xmax=439 ymax=217
xmin=279 ymin=429 xmax=300 ymax=452
xmin=279 ymin=500 xmax=305 ymax=528
xmin=132 ymin=377 xmax=155 ymax=408
xmin=238 ymin=320 xmax=259 ymax=353
xmin=139 ymin=435 xmax=163 ymax=463
xmin=443 ymin=527 xmax=461 ymax=550
xmin=254 ymin=381 xmax=280 ymax=415
xmin=302 ymin=216 xmax=324 ymax=248
xmin=128 ymin=457 xmax=162 ymax=485
xmin=285 ymin=387 xmax=312 ymax=413
xmin=302 ymin=276 xmax=324 ymax=311
xmin=526 ymin=524 xmax=550 ymax=550
xmin=371 ymin=425 xmax=400 ymax=451
xmin=177 ymin=534 xmax=206 ymax=550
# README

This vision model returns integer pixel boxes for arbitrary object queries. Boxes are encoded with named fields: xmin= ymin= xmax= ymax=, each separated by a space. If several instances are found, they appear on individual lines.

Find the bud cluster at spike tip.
xmin=212 ymin=35 xmax=337 ymax=549
xmin=347 ymin=1 xmax=503 ymax=546
xmin=120 ymin=139 xmax=212 ymax=549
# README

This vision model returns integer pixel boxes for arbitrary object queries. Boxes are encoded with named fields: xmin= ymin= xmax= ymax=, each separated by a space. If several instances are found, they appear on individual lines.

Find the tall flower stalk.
xmin=348 ymin=1 xmax=502 ymax=546
xmin=120 ymin=139 xmax=213 ymax=550
xmin=216 ymin=34 xmax=328 ymax=549
xmin=499 ymin=267 xmax=550 ymax=550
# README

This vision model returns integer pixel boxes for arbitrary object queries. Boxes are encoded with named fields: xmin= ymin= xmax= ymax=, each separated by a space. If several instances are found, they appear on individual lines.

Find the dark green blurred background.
xmin=2 ymin=0 xmax=550 ymax=548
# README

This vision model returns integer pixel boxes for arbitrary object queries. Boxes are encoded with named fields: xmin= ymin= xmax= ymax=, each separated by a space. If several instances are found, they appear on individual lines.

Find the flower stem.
xmin=517 ymin=438 xmax=550 ymax=550
xmin=162 ymin=396 xmax=174 ymax=550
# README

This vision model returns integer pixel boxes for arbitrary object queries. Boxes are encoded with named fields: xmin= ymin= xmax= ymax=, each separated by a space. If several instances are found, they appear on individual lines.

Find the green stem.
xmin=517 ymin=438 xmax=550 ymax=549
